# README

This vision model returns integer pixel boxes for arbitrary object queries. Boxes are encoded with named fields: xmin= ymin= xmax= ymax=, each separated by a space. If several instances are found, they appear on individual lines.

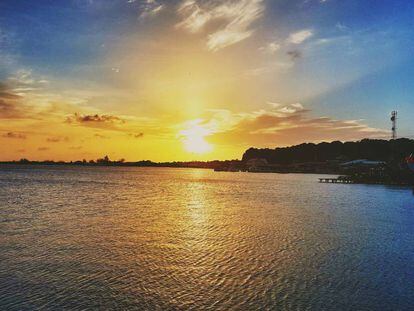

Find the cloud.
xmin=94 ymin=133 xmax=110 ymax=139
xmin=0 ymin=26 xmax=18 ymax=68
xmin=66 ymin=113 xmax=126 ymax=131
xmin=288 ymin=29 xmax=313 ymax=44
xmin=257 ymin=29 xmax=313 ymax=67
xmin=177 ymin=0 xmax=265 ymax=51
xmin=195 ymin=104 xmax=388 ymax=147
xmin=259 ymin=42 xmax=281 ymax=54
xmin=0 ymin=70 xmax=51 ymax=119
xmin=0 ymin=82 xmax=25 ymax=119
xmin=287 ymin=50 xmax=302 ymax=61
xmin=139 ymin=0 xmax=164 ymax=19
xmin=0 ymin=99 xmax=22 ymax=119
xmin=129 ymin=132 xmax=144 ymax=138
xmin=38 ymin=147 xmax=50 ymax=151
xmin=2 ymin=132 xmax=26 ymax=139
xmin=47 ymin=136 xmax=69 ymax=143
xmin=291 ymin=103 xmax=304 ymax=110
xmin=245 ymin=61 xmax=293 ymax=76
xmin=68 ymin=113 xmax=124 ymax=123
xmin=176 ymin=0 xmax=212 ymax=33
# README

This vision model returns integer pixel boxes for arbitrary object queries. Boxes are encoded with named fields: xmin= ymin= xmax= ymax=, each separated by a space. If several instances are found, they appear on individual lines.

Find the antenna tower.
xmin=391 ymin=111 xmax=397 ymax=140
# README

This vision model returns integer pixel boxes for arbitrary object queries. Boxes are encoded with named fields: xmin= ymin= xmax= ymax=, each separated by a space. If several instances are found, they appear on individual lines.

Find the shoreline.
xmin=2 ymin=163 xmax=413 ymax=188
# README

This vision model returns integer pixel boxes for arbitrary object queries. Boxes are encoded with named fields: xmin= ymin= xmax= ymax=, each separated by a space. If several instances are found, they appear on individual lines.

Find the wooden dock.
xmin=319 ymin=177 xmax=354 ymax=184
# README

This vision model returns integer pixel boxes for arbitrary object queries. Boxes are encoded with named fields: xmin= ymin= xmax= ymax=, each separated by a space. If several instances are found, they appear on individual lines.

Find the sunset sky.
xmin=1 ymin=0 xmax=413 ymax=161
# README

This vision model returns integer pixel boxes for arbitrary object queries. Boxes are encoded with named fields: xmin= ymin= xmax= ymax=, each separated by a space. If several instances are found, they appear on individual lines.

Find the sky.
xmin=0 ymin=0 xmax=413 ymax=161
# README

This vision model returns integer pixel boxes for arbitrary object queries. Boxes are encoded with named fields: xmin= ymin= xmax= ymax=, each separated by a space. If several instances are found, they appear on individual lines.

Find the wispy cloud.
xmin=259 ymin=42 xmax=281 ymax=54
xmin=177 ymin=0 xmax=265 ymax=51
xmin=0 ymin=82 xmax=25 ymax=119
xmin=193 ymin=103 xmax=388 ymax=147
xmin=287 ymin=29 xmax=314 ymax=44
xmin=139 ymin=0 xmax=165 ymax=19
xmin=0 ymin=26 xmax=18 ymax=68
xmin=245 ymin=61 xmax=293 ymax=76
xmin=2 ymin=132 xmax=26 ymax=139
xmin=129 ymin=132 xmax=144 ymax=138
xmin=94 ymin=133 xmax=110 ymax=139
xmin=287 ymin=50 xmax=302 ymax=61
xmin=256 ymin=29 xmax=313 ymax=72
xmin=47 ymin=136 xmax=69 ymax=143
xmin=0 ymin=70 xmax=52 ymax=119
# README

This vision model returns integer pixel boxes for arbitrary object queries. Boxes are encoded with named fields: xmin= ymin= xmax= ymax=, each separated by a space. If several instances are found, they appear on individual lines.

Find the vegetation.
xmin=3 ymin=139 xmax=414 ymax=185
xmin=0 ymin=156 xmax=241 ymax=170
xmin=242 ymin=138 xmax=414 ymax=164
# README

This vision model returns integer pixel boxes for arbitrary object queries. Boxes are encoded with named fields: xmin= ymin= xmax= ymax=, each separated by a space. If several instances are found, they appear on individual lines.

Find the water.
xmin=0 ymin=166 xmax=413 ymax=310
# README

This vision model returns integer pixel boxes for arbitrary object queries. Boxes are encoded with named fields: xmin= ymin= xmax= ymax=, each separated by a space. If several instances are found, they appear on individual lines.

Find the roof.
xmin=341 ymin=159 xmax=386 ymax=167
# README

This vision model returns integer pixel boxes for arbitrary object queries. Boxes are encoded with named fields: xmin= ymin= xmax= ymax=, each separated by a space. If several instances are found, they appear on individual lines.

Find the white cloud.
xmin=267 ymin=102 xmax=281 ymax=108
xmin=288 ymin=29 xmax=314 ymax=44
xmin=259 ymin=41 xmax=281 ymax=54
xmin=207 ymin=28 xmax=253 ymax=52
xmin=139 ymin=0 xmax=164 ymax=19
xmin=336 ymin=22 xmax=349 ymax=32
xmin=245 ymin=61 xmax=293 ymax=76
xmin=291 ymin=103 xmax=304 ymax=110
xmin=177 ymin=0 xmax=265 ymax=51
xmin=197 ymin=104 xmax=388 ymax=146
xmin=176 ymin=0 xmax=212 ymax=33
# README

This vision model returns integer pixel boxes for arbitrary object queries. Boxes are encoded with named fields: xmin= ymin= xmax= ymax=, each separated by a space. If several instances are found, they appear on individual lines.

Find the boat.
xmin=406 ymin=154 xmax=414 ymax=172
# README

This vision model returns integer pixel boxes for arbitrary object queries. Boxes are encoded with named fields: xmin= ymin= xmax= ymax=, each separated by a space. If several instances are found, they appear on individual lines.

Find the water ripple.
xmin=0 ymin=166 xmax=413 ymax=310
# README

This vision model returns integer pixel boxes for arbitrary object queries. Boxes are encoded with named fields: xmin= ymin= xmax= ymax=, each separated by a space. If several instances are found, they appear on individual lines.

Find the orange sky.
xmin=2 ymin=0 xmax=406 ymax=162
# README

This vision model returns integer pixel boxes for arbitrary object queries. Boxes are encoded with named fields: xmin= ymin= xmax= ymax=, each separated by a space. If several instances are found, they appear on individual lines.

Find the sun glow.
xmin=180 ymin=120 xmax=213 ymax=154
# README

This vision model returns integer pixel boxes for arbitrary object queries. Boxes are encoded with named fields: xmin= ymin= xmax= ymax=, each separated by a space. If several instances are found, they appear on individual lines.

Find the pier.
xmin=319 ymin=177 xmax=354 ymax=184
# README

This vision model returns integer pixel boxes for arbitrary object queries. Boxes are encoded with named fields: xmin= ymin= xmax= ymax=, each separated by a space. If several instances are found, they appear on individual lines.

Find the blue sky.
xmin=0 ymin=0 xmax=413 ymax=160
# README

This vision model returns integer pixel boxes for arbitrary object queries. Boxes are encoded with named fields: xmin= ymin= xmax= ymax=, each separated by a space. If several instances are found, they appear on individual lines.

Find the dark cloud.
xmin=0 ymin=82 xmax=25 ymax=119
xmin=72 ymin=113 xmax=124 ymax=123
xmin=66 ymin=113 xmax=126 ymax=131
xmin=0 ymin=72 xmax=45 ymax=119
xmin=130 ymin=132 xmax=144 ymax=139
xmin=38 ymin=147 xmax=49 ymax=151
xmin=0 ymin=89 xmax=21 ymax=100
xmin=287 ymin=50 xmax=302 ymax=61
xmin=46 ymin=136 xmax=69 ymax=143
xmin=2 ymin=132 xmax=26 ymax=139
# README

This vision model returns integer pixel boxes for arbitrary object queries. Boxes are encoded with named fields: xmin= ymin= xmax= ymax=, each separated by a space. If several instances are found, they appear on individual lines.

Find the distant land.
xmin=2 ymin=139 xmax=414 ymax=184
xmin=240 ymin=138 xmax=414 ymax=185
xmin=0 ymin=155 xmax=241 ymax=171
xmin=242 ymin=138 xmax=414 ymax=164
xmin=2 ymin=138 xmax=413 ymax=166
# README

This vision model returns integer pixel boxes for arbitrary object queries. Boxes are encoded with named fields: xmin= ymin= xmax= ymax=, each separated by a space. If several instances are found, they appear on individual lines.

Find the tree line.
xmin=242 ymin=139 xmax=414 ymax=164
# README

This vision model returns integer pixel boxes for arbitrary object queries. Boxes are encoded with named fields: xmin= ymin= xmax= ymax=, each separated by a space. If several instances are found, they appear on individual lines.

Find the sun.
xmin=179 ymin=120 xmax=213 ymax=154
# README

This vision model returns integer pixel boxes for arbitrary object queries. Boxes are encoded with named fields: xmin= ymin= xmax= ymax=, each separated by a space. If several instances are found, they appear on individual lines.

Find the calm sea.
xmin=0 ymin=166 xmax=413 ymax=310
